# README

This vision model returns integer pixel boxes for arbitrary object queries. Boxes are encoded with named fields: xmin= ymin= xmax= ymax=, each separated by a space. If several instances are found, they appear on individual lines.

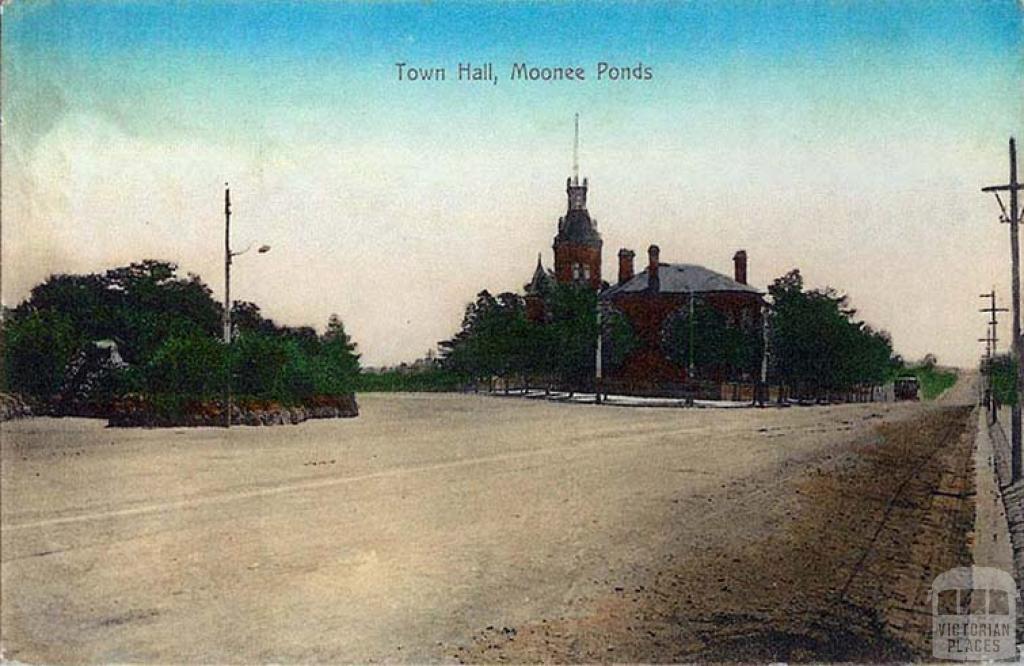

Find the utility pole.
xmin=977 ymin=328 xmax=993 ymax=361
xmin=220 ymin=183 xmax=271 ymax=428
xmin=978 ymin=323 xmax=997 ymax=424
xmin=980 ymin=290 xmax=1006 ymax=425
xmin=982 ymin=138 xmax=1024 ymax=483
xmin=224 ymin=184 xmax=233 ymax=428
xmin=979 ymin=290 xmax=1006 ymax=357
xmin=224 ymin=184 xmax=233 ymax=344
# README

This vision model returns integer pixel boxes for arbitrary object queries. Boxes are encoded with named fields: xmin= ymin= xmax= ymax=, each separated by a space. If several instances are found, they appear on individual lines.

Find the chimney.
xmin=617 ymin=249 xmax=635 ymax=284
xmin=733 ymin=250 xmax=748 ymax=285
xmin=647 ymin=244 xmax=660 ymax=292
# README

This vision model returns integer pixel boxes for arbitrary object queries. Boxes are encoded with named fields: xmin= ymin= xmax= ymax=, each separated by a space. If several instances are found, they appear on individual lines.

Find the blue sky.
xmin=4 ymin=1 xmax=1023 ymax=366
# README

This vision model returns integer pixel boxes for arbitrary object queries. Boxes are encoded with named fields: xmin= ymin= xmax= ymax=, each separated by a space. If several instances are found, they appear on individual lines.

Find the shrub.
xmin=143 ymin=333 xmax=228 ymax=401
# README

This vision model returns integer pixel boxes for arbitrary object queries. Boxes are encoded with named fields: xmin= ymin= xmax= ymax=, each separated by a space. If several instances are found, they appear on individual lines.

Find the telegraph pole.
xmin=978 ymin=321 xmax=997 ymax=424
xmin=224 ymin=184 xmax=233 ymax=428
xmin=978 ymin=329 xmax=994 ymax=361
xmin=979 ymin=290 xmax=1006 ymax=357
xmin=982 ymin=138 xmax=1024 ymax=483
xmin=977 ymin=289 xmax=1004 ymax=424
xmin=224 ymin=184 xmax=233 ymax=344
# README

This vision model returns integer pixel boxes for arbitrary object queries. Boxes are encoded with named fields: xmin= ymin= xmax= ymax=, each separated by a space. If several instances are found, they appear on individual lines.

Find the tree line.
xmin=2 ymin=260 xmax=904 ymax=407
xmin=2 ymin=260 xmax=360 ymax=414
xmin=439 ymin=284 xmax=635 ymax=394
xmin=438 ymin=268 xmax=901 ymax=397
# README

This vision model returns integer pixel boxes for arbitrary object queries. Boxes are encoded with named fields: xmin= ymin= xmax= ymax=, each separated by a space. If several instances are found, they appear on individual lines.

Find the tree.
xmin=988 ymin=353 xmax=1017 ymax=406
xmin=2 ymin=310 xmax=79 ymax=399
xmin=317 ymin=314 xmax=361 ymax=392
xmin=601 ymin=308 xmax=638 ymax=374
xmin=8 ymin=260 xmax=222 ymax=369
xmin=661 ymin=300 xmax=759 ymax=380
xmin=102 ymin=260 xmax=221 ymax=362
xmin=232 ymin=301 xmax=278 ymax=337
xmin=440 ymin=291 xmax=550 ymax=390
xmin=3 ymin=261 xmax=363 ymax=411
xmin=546 ymin=284 xmax=599 ymax=393
xmin=441 ymin=283 xmax=638 ymax=394
xmin=766 ymin=269 xmax=896 ymax=398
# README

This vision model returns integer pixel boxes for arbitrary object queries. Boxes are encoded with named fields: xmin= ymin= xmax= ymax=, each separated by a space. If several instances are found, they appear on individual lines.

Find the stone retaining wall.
xmin=0 ymin=393 xmax=33 ymax=421
xmin=107 ymin=394 xmax=358 ymax=428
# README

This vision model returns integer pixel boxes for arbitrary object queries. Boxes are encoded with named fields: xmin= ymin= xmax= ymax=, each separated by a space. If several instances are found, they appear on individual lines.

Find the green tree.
xmin=600 ymin=309 xmax=637 ymax=373
xmin=441 ymin=291 xmax=544 ymax=390
xmin=767 ymin=269 xmax=896 ymax=397
xmin=144 ymin=333 xmax=228 ymax=401
xmin=546 ymin=284 xmax=599 ymax=392
xmin=2 ymin=310 xmax=79 ymax=399
xmin=316 ymin=314 xmax=361 ymax=393
xmin=230 ymin=332 xmax=292 ymax=401
xmin=661 ymin=300 xmax=759 ymax=380
xmin=7 ymin=260 xmax=222 ymax=372
xmin=5 ymin=260 xmax=364 ymax=415
xmin=987 ymin=353 xmax=1016 ymax=405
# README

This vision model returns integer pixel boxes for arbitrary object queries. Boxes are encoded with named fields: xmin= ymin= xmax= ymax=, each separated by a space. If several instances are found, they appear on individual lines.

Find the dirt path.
xmin=456 ymin=404 xmax=978 ymax=663
xmin=1 ymin=393 xmax=972 ymax=663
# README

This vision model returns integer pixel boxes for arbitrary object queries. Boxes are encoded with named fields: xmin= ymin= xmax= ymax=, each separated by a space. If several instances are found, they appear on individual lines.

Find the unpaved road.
xmin=1 ymin=382 xmax=977 ymax=662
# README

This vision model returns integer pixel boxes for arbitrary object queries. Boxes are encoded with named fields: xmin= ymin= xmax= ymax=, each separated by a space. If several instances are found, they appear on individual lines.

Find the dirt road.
xmin=1 ymin=384 xmax=977 ymax=662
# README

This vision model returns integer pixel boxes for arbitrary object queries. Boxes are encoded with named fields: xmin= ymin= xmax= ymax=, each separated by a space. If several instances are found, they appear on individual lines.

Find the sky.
xmin=3 ymin=0 xmax=1023 ymax=367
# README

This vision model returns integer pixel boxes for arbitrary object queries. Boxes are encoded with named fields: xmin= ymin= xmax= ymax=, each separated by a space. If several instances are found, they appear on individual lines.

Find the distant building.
xmin=524 ymin=132 xmax=764 ymax=390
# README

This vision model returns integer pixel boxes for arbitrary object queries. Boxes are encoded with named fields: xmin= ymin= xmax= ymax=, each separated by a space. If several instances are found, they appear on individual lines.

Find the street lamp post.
xmin=222 ymin=183 xmax=271 ymax=428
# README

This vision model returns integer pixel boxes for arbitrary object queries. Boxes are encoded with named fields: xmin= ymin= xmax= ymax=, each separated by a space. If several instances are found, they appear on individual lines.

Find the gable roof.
xmin=602 ymin=263 xmax=762 ymax=298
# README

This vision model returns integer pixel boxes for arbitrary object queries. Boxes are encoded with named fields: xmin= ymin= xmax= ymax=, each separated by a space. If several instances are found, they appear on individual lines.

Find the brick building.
xmin=525 ymin=162 xmax=765 ymax=392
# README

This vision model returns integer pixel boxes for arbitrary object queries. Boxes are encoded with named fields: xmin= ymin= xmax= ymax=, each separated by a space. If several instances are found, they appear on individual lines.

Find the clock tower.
xmin=553 ymin=114 xmax=602 ymax=290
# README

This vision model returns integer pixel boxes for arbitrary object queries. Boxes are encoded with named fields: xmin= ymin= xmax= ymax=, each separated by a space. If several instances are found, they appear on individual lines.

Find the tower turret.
xmin=553 ymin=113 xmax=602 ymax=289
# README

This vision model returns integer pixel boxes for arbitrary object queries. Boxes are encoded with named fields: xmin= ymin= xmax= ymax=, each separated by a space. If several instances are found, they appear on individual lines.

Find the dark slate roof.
xmin=524 ymin=255 xmax=555 ymax=295
xmin=556 ymin=209 xmax=601 ymax=245
xmin=602 ymin=263 xmax=762 ymax=298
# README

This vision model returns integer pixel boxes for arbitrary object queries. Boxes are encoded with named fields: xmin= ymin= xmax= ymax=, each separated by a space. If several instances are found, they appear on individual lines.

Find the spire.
xmin=526 ymin=253 xmax=552 ymax=295
xmin=572 ymin=113 xmax=580 ymax=185
xmin=565 ymin=113 xmax=589 ymax=212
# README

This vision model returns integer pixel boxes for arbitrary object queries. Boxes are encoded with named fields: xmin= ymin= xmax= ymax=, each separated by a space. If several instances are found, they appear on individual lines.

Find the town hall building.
xmin=524 ymin=136 xmax=765 ymax=394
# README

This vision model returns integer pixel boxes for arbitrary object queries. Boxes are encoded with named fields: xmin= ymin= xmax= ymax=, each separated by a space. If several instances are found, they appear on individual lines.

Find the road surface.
xmin=1 ymin=382 xmax=977 ymax=662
